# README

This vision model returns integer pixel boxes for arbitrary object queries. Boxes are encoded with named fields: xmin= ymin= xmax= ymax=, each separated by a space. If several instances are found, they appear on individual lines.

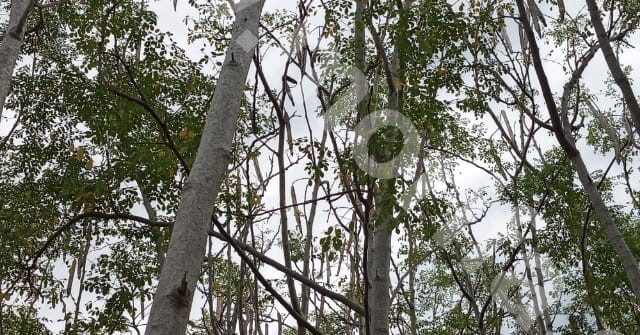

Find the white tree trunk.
xmin=0 ymin=0 xmax=32 ymax=117
xmin=367 ymin=208 xmax=393 ymax=335
xmin=367 ymin=50 xmax=400 ymax=335
xmin=144 ymin=1 xmax=264 ymax=334
xmin=569 ymin=150 xmax=640 ymax=300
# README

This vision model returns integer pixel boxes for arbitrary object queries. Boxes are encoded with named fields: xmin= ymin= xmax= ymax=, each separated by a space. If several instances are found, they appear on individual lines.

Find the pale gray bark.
xmin=529 ymin=207 xmax=553 ymax=334
xmin=366 ymin=1 xmax=419 ymax=329
xmin=515 ymin=209 xmax=546 ymax=332
xmin=515 ymin=0 xmax=640 ymax=302
xmin=0 ymin=0 xmax=32 ymax=118
xmin=367 ymin=45 xmax=398 ymax=335
xmin=362 ymin=4 xmax=394 ymax=335
xmin=568 ymin=147 xmax=640 ymax=300
xmin=144 ymin=2 xmax=265 ymax=334
xmin=367 ymin=206 xmax=393 ymax=335
xmin=365 ymin=1 xmax=410 ymax=333
xmin=585 ymin=0 xmax=640 ymax=137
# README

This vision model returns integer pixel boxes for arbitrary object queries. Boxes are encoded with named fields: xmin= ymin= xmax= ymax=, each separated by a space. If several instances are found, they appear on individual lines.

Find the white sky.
xmin=2 ymin=0 xmax=640 ymax=333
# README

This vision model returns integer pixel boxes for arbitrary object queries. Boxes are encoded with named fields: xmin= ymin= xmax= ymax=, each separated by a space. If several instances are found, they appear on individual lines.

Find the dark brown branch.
xmin=29 ymin=212 xmax=169 ymax=269
xmin=29 ymin=210 xmax=365 ymax=316
xmin=516 ymin=0 xmax=640 ymax=302
xmin=105 ymin=54 xmax=191 ymax=174
xmin=251 ymin=189 xmax=363 ymax=217
xmin=33 ymin=0 xmax=68 ymax=9
xmin=364 ymin=15 xmax=396 ymax=94
xmin=515 ymin=1 xmax=578 ymax=158
xmin=212 ymin=218 xmax=322 ymax=335
xmin=208 ymin=229 xmax=366 ymax=316
xmin=0 ymin=112 xmax=21 ymax=150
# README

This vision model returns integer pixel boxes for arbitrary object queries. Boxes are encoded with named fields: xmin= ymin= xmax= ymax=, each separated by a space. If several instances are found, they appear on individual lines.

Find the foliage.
xmin=1 ymin=0 xmax=639 ymax=334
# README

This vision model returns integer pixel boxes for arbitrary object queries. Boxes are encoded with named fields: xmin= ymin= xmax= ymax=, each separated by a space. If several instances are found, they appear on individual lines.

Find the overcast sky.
xmin=2 ymin=0 xmax=640 ymax=333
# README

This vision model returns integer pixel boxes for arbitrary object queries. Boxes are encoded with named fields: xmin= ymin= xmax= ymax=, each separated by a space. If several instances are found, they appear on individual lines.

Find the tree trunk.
xmin=365 ymin=0 xmax=410 ymax=332
xmin=0 ymin=0 xmax=32 ymax=117
xmin=367 ymin=48 xmax=400 ymax=335
xmin=367 ymin=191 xmax=393 ymax=335
xmin=276 ymin=110 xmax=304 ymax=334
xmin=570 ymin=151 xmax=640 ymax=300
xmin=515 ymin=0 xmax=640 ymax=302
xmin=144 ymin=2 xmax=265 ymax=334
xmin=585 ymin=0 xmax=640 ymax=137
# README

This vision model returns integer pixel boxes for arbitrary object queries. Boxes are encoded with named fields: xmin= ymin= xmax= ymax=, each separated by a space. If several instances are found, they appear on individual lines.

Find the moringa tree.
xmin=144 ymin=1 xmax=265 ymax=334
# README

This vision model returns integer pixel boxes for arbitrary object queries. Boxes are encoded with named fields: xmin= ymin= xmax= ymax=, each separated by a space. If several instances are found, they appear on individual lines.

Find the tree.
xmin=585 ymin=0 xmax=640 ymax=137
xmin=513 ymin=0 xmax=640 ymax=301
xmin=1 ymin=0 xmax=639 ymax=334
xmin=144 ymin=1 xmax=266 ymax=334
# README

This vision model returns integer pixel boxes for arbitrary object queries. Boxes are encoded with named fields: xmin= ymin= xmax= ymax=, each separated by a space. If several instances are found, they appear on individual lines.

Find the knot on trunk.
xmin=172 ymin=271 xmax=191 ymax=307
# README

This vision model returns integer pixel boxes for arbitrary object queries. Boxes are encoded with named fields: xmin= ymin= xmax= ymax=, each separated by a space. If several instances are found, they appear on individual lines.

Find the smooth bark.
xmin=515 ymin=0 xmax=640 ymax=301
xmin=529 ymin=208 xmax=553 ymax=334
xmin=569 ymin=151 xmax=640 ymax=300
xmin=144 ymin=2 xmax=265 ymax=334
xmin=367 ymin=37 xmax=399 ymax=335
xmin=0 ymin=0 xmax=32 ymax=117
xmin=364 ymin=1 xmax=413 ymax=333
xmin=367 ymin=192 xmax=393 ymax=335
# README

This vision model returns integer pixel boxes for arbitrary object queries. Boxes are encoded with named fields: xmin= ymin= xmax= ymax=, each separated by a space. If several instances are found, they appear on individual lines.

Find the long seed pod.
xmin=585 ymin=96 xmax=622 ymax=161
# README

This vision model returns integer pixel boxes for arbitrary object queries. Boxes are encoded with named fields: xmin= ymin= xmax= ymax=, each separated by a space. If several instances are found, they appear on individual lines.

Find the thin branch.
xmin=29 ymin=210 xmax=365 ymax=317
xmin=29 ymin=212 xmax=169 ymax=269
xmin=0 ymin=112 xmax=21 ymax=149
xmin=208 ymin=229 xmax=366 ymax=316
xmin=212 ymin=218 xmax=322 ymax=335
xmin=105 ymin=54 xmax=191 ymax=174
